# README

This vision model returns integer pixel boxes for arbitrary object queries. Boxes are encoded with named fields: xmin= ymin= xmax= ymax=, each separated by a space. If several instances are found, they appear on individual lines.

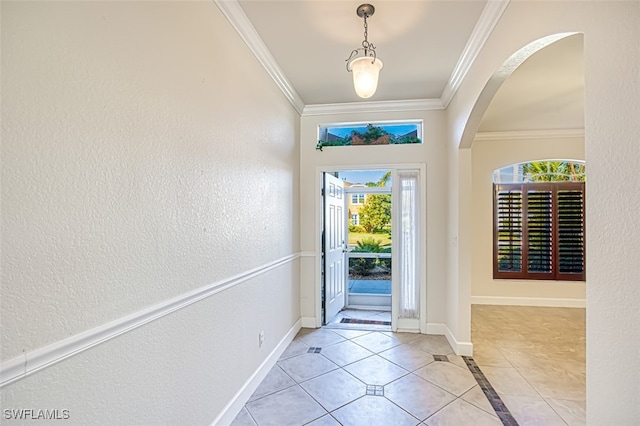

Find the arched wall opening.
xmin=459 ymin=33 xmax=588 ymax=420
xmin=460 ymin=32 xmax=580 ymax=150
xmin=465 ymin=33 xmax=586 ymax=305
xmin=447 ymin=32 xmax=586 ymax=355
xmin=445 ymin=2 xmax=639 ymax=422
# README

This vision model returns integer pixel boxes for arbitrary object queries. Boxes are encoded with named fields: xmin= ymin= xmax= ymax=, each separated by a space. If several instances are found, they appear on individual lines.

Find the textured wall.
xmin=582 ymin=2 xmax=640 ymax=422
xmin=0 ymin=265 xmax=299 ymax=425
xmin=471 ymin=136 xmax=586 ymax=302
xmin=1 ymin=1 xmax=299 ymax=423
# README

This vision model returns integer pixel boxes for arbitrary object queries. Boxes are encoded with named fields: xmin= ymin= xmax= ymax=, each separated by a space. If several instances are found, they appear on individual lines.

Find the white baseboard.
xmin=211 ymin=318 xmax=302 ymax=426
xmin=396 ymin=318 xmax=419 ymax=333
xmin=426 ymin=323 xmax=473 ymax=356
xmin=301 ymin=316 xmax=318 ymax=328
xmin=425 ymin=323 xmax=448 ymax=335
xmin=446 ymin=327 xmax=473 ymax=356
xmin=472 ymin=296 xmax=586 ymax=308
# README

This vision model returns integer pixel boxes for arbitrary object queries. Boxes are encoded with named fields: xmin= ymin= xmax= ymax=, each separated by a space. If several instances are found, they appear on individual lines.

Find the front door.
xmin=324 ymin=173 xmax=346 ymax=323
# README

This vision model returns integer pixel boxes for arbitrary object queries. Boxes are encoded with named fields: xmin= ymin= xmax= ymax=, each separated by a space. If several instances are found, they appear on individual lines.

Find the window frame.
xmin=316 ymin=121 xmax=423 ymax=150
xmin=493 ymin=182 xmax=586 ymax=281
xmin=351 ymin=193 xmax=365 ymax=204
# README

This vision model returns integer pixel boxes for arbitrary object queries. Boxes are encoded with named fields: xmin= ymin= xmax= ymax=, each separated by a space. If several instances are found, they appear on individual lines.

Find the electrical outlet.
xmin=259 ymin=331 xmax=265 ymax=347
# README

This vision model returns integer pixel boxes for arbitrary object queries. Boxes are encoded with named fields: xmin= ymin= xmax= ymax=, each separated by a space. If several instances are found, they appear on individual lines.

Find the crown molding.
xmin=213 ymin=0 xmax=305 ymax=115
xmin=440 ymin=0 xmax=511 ymax=108
xmin=474 ymin=128 xmax=585 ymax=141
xmin=302 ymin=98 xmax=444 ymax=117
xmin=216 ymin=0 xmax=509 ymax=117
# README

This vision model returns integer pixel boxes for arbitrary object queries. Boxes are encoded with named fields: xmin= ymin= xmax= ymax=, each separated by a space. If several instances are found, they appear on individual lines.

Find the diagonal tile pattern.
xmin=233 ymin=305 xmax=585 ymax=426
xmin=248 ymin=365 xmax=295 ymax=402
xmin=384 ymin=373 xmax=456 ymax=421
xmin=378 ymin=344 xmax=435 ymax=371
xmin=351 ymin=332 xmax=399 ymax=353
xmin=319 ymin=340 xmax=374 ymax=367
xmin=342 ymin=355 xmax=409 ymax=386
xmin=425 ymin=398 xmax=503 ymax=426
xmin=331 ymin=395 xmax=419 ymax=426
xmin=413 ymin=361 xmax=477 ymax=397
xmin=299 ymin=369 xmax=366 ymax=412
xmin=278 ymin=352 xmax=338 ymax=383
xmin=245 ymin=385 xmax=326 ymax=426
xmin=460 ymin=385 xmax=499 ymax=416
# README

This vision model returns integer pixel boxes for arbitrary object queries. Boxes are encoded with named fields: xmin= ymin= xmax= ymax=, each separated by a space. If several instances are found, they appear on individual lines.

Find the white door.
xmin=324 ymin=173 xmax=346 ymax=323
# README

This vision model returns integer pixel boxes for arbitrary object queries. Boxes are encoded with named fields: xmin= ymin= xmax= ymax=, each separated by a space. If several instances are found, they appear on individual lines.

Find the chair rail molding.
xmin=0 ymin=253 xmax=302 ymax=387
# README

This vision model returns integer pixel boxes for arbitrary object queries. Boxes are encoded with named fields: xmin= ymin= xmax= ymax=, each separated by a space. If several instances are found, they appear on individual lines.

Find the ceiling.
xmin=230 ymin=0 xmax=584 ymax=132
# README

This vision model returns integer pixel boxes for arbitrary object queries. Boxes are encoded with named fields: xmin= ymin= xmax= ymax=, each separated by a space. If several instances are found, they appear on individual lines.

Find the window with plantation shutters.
xmin=494 ymin=182 xmax=585 ymax=280
xmin=495 ymin=187 xmax=522 ymax=273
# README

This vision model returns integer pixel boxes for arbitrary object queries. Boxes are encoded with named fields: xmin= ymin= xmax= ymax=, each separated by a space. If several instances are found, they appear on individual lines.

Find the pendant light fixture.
xmin=346 ymin=4 xmax=383 ymax=99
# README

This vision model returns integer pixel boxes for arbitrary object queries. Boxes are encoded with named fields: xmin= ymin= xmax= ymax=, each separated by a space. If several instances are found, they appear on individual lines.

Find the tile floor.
xmin=471 ymin=305 xmax=586 ymax=425
xmin=231 ymin=305 xmax=585 ymax=426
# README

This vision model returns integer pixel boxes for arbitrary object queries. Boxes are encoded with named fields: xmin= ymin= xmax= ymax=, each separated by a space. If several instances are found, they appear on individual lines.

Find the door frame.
xmin=344 ymin=185 xmax=392 ymax=311
xmin=315 ymin=164 xmax=427 ymax=332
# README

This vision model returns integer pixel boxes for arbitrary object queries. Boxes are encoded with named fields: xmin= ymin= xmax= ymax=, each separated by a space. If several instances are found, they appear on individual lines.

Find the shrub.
xmin=378 ymin=258 xmax=391 ymax=270
xmin=350 ymin=258 xmax=376 ymax=276
xmin=349 ymin=224 xmax=367 ymax=233
xmin=352 ymin=237 xmax=384 ymax=253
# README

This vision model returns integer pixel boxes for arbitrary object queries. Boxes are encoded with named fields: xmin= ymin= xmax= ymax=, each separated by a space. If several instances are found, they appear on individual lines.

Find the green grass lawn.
xmin=348 ymin=232 xmax=392 ymax=246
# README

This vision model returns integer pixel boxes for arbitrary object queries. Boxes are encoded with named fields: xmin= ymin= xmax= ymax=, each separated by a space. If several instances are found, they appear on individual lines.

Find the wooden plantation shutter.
xmin=494 ymin=185 xmax=523 ymax=277
xmin=526 ymin=185 xmax=554 ymax=278
xmin=556 ymin=182 xmax=586 ymax=280
xmin=493 ymin=183 xmax=585 ymax=280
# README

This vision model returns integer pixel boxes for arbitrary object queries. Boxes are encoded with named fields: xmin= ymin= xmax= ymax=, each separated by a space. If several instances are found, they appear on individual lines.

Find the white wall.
xmin=1 ymin=2 xmax=300 ymax=424
xmin=582 ymin=3 xmax=640 ymax=423
xmin=471 ymin=135 xmax=586 ymax=306
xmin=299 ymin=110 xmax=449 ymax=333
xmin=446 ymin=1 xmax=640 ymax=422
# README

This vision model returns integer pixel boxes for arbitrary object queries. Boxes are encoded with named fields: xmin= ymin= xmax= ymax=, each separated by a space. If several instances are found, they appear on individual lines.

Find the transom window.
xmin=493 ymin=160 xmax=586 ymax=281
xmin=493 ymin=160 xmax=586 ymax=183
xmin=317 ymin=121 xmax=422 ymax=150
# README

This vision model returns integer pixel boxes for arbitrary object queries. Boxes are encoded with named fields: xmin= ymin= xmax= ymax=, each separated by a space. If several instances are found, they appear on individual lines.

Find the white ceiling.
xmin=478 ymin=33 xmax=584 ymax=132
xmin=230 ymin=1 xmax=585 ymax=132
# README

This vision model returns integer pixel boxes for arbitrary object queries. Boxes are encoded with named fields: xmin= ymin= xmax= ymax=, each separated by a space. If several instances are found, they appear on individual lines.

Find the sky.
xmin=328 ymin=124 xmax=417 ymax=138
xmin=337 ymin=169 xmax=391 ymax=186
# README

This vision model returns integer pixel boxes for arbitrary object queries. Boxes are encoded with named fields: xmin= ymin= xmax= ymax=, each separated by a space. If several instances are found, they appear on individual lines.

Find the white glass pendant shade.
xmin=350 ymin=56 xmax=383 ymax=98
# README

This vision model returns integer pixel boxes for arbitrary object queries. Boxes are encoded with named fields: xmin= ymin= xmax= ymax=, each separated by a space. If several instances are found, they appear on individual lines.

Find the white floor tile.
xmin=343 ymin=355 xmax=408 ymax=386
xmin=332 ymin=395 xmax=419 ymax=426
xmin=277 ymin=352 xmax=338 ymax=383
xmin=246 ymin=386 xmax=326 ymax=426
xmin=299 ymin=369 xmax=366 ymax=412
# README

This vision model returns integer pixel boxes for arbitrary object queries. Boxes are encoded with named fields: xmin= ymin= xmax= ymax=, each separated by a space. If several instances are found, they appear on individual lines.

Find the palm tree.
xmin=377 ymin=171 xmax=391 ymax=187
xmin=522 ymin=161 xmax=585 ymax=182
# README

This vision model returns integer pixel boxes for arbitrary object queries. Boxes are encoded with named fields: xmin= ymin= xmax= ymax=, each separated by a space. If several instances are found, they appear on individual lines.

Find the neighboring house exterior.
xmin=344 ymin=182 xmax=367 ymax=226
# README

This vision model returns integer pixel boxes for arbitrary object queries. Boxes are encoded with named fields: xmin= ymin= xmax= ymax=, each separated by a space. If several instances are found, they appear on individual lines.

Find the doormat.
xmin=340 ymin=318 xmax=391 ymax=326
